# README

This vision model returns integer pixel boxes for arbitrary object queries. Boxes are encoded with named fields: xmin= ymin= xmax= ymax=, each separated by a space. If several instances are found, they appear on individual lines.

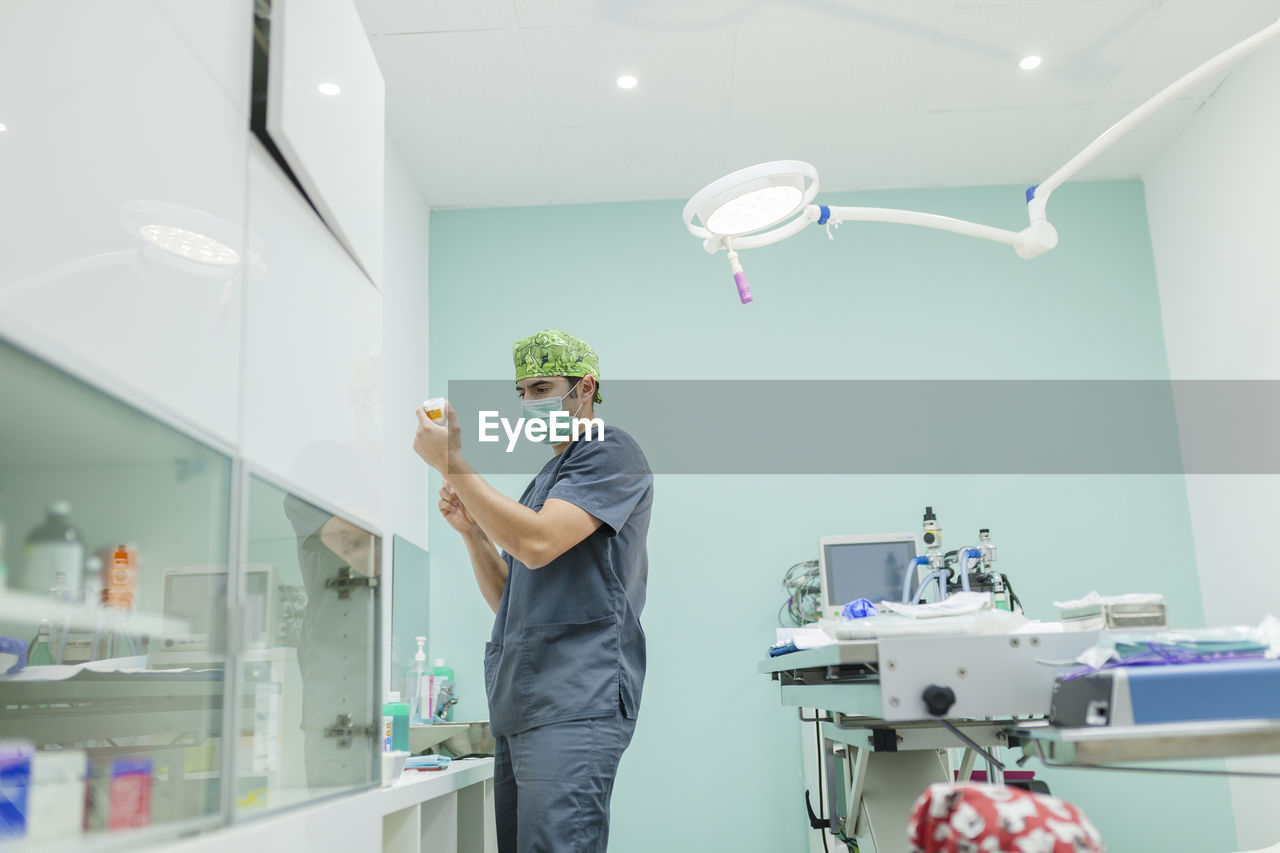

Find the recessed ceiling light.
xmin=318 ymin=82 xmax=341 ymax=96
xmin=0 ymin=123 xmax=7 ymax=132
xmin=616 ymin=74 xmax=638 ymax=90
xmin=1020 ymin=55 xmax=1042 ymax=71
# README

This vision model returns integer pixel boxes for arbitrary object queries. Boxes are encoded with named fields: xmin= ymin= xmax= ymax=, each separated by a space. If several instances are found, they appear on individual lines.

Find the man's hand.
xmin=439 ymin=482 xmax=481 ymax=538
xmin=413 ymin=401 xmax=463 ymax=473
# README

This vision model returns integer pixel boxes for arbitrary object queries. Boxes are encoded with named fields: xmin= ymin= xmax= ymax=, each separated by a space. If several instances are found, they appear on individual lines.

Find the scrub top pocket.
xmin=518 ymin=614 xmax=619 ymax=729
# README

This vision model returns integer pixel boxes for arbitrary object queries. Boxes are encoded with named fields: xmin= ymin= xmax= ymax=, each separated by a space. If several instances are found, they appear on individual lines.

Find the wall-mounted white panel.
xmin=1145 ymin=41 xmax=1280 ymax=852
xmin=267 ymin=0 xmax=386 ymax=287
xmin=0 ymin=0 xmax=247 ymax=446
xmin=380 ymin=144 xmax=431 ymax=549
xmin=151 ymin=0 xmax=255 ymax=118
xmin=242 ymin=143 xmax=383 ymax=531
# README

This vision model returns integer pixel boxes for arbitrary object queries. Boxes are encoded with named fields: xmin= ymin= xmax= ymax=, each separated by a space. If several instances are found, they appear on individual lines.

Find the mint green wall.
xmin=427 ymin=181 xmax=1235 ymax=853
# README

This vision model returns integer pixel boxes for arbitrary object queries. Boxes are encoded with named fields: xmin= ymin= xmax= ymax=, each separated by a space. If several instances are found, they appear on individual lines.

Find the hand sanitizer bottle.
xmin=432 ymin=658 xmax=455 ymax=722
xmin=410 ymin=636 xmax=431 ymax=725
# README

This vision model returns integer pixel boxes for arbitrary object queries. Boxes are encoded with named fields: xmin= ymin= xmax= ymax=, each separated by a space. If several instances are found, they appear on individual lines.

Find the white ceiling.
xmin=357 ymin=0 xmax=1280 ymax=209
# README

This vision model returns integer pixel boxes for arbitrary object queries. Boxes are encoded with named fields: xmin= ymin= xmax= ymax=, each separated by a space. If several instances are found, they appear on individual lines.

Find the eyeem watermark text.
xmin=478 ymin=412 xmax=605 ymax=452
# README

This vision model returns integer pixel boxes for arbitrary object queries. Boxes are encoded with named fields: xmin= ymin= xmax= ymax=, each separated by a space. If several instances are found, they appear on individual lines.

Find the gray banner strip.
xmin=441 ymin=380 xmax=1279 ymax=475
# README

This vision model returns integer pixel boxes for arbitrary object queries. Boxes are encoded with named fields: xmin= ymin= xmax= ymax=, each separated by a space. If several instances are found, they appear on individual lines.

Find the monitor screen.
xmin=164 ymin=568 xmax=271 ymax=648
xmin=823 ymin=540 xmax=915 ymax=606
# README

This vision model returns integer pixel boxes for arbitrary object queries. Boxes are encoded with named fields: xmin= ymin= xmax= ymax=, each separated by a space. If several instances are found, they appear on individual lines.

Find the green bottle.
xmin=382 ymin=692 xmax=409 ymax=752
xmin=432 ymin=658 xmax=455 ymax=722
xmin=28 ymin=619 xmax=54 ymax=666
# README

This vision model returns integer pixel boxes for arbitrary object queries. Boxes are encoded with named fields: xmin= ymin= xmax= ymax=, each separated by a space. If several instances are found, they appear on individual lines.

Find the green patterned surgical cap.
xmin=512 ymin=329 xmax=602 ymax=403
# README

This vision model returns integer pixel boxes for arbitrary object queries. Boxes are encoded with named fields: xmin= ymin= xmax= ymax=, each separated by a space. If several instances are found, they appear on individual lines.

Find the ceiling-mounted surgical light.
xmin=683 ymin=161 xmax=820 ymax=304
xmin=684 ymin=160 xmax=818 ymax=239
xmin=685 ymin=14 xmax=1280 ymax=305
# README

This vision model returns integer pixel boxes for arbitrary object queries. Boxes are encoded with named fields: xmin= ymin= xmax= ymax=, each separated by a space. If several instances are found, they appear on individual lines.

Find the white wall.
xmin=380 ymin=144 xmax=432 ymax=551
xmin=378 ymin=142 xmax=432 ymax=694
xmin=1144 ymin=40 xmax=1280 ymax=853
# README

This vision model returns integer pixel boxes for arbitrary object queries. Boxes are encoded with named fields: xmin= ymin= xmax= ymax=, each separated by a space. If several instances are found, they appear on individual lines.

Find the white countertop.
xmin=374 ymin=757 xmax=495 ymax=815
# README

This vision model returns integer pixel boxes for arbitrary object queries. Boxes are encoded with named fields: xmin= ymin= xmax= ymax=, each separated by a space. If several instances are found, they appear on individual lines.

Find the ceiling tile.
xmin=1097 ymin=0 xmax=1280 ymax=103
xmin=514 ymin=0 xmax=755 ymax=30
xmin=521 ymin=22 xmax=732 ymax=127
xmin=889 ymin=104 xmax=1093 ymax=190
xmin=717 ymin=114 xmax=907 ymax=193
xmin=395 ymin=121 xmax=552 ymax=208
xmin=357 ymin=0 xmax=1280 ymax=207
xmin=918 ymin=0 xmax=1158 ymax=111
xmin=372 ymin=29 xmax=542 ymax=127
xmin=729 ymin=2 xmax=949 ymax=121
xmin=354 ymin=0 xmax=517 ymax=35
xmin=544 ymin=123 xmax=724 ymax=204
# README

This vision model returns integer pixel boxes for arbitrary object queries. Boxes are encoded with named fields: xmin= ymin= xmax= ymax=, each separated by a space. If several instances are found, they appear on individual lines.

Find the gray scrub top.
xmin=484 ymin=426 xmax=653 ymax=737
xmin=283 ymin=441 xmax=379 ymax=733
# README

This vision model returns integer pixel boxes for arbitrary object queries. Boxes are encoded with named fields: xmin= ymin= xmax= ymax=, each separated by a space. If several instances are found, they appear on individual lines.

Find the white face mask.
xmin=520 ymin=386 xmax=586 ymax=444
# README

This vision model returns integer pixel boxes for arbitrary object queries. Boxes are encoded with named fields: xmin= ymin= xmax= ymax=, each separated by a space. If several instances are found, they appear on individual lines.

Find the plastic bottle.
xmin=432 ymin=658 xmax=455 ymax=722
xmin=18 ymin=502 xmax=85 ymax=596
xmin=421 ymin=398 xmax=447 ymax=425
xmin=104 ymin=545 xmax=137 ymax=610
xmin=28 ymin=619 xmax=54 ymax=666
xmin=978 ymin=528 xmax=997 ymax=568
xmin=978 ymin=529 xmax=1013 ymax=611
xmin=48 ymin=572 xmax=74 ymax=664
xmin=410 ymin=637 xmax=432 ymax=725
xmin=382 ymin=692 xmax=409 ymax=752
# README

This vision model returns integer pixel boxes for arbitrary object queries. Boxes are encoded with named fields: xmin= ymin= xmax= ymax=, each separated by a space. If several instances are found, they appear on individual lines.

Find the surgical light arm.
xmin=688 ymin=13 xmax=1280 ymax=299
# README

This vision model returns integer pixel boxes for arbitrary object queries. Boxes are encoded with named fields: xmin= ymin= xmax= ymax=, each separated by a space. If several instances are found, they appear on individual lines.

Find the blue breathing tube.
xmin=901 ymin=556 xmax=931 ymax=604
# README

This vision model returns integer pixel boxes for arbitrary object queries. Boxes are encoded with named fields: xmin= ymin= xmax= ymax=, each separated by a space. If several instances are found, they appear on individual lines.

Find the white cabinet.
xmin=152 ymin=0 xmax=255 ymax=118
xmin=266 ymin=0 xmax=386 ymax=286
xmin=0 ymin=1 xmax=248 ymax=446
xmin=241 ymin=143 xmax=383 ymax=530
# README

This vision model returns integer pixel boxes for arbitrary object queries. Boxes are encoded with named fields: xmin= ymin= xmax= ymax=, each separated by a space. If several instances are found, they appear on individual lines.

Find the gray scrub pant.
xmin=493 ymin=707 xmax=636 ymax=852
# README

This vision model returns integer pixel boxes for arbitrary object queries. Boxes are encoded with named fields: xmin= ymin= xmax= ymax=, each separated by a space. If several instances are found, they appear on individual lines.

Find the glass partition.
xmin=234 ymin=476 xmax=380 ymax=818
xmin=390 ymin=535 xmax=429 ymax=710
xmin=0 ymin=338 xmax=232 ymax=842
xmin=0 ymin=337 xmax=384 ymax=845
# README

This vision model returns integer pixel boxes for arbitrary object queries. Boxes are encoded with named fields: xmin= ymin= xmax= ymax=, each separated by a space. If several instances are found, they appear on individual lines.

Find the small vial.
xmin=978 ymin=528 xmax=996 ymax=568
xmin=421 ymin=398 xmax=447 ymax=425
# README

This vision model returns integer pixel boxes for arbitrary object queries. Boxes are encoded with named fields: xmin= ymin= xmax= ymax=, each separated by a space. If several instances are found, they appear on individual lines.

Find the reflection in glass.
xmin=236 ymin=477 xmax=379 ymax=817
xmin=390 ymin=535 xmax=429 ymax=718
xmin=0 ymin=336 xmax=231 ymax=841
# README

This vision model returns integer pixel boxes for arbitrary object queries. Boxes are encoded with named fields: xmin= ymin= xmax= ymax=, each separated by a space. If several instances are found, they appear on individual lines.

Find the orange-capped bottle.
xmin=104 ymin=544 xmax=136 ymax=610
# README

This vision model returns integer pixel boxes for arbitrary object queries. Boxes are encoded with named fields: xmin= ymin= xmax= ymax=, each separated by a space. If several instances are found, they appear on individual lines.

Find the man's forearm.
xmin=445 ymin=461 xmax=548 ymax=566
xmin=463 ymin=528 xmax=508 ymax=614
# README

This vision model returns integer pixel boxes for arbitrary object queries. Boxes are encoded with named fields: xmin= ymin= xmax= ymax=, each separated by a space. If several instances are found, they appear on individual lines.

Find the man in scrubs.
xmin=412 ymin=330 xmax=653 ymax=852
